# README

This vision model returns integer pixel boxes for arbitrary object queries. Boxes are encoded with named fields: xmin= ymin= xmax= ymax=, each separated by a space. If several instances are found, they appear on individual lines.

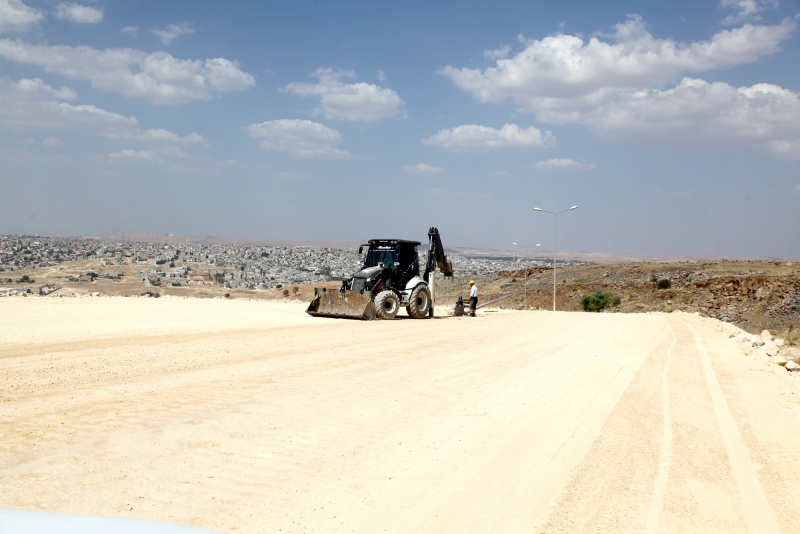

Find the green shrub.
xmin=657 ymin=279 xmax=671 ymax=289
xmin=681 ymin=293 xmax=691 ymax=304
xmin=292 ymin=286 xmax=299 ymax=295
xmin=282 ymin=289 xmax=290 ymax=297
xmin=581 ymin=289 xmax=621 ymax=312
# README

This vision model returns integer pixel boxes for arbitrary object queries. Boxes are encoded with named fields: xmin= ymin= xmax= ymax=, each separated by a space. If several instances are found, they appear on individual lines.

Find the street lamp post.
xmin=533 ymin=206 xmax=578 ymax=311
xmin=512 ymin=242 xmax=540 ymax=309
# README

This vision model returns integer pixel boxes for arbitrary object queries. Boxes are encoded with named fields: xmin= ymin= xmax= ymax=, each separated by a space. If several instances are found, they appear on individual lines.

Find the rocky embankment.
xmin=440 ymin=260 xmax=799 ymax=341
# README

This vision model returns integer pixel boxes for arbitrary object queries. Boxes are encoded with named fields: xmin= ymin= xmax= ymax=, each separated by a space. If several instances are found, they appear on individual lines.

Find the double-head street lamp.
xmin=512 ymin=242 xmax=540 ymax=309
xmin=533 ymin=206 xmax=578 ymax=311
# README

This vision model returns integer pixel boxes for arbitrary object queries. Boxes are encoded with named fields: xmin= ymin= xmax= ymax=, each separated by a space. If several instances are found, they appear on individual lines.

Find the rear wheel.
xmin=374 ymin=290 xmax=400 ymax=319
xmin=406 ymin=284 xmax=431 ymax=319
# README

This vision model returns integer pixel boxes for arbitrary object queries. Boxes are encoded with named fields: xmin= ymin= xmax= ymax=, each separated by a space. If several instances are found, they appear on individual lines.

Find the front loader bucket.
xmin=306 ymin=288 xmax=375 ymax=320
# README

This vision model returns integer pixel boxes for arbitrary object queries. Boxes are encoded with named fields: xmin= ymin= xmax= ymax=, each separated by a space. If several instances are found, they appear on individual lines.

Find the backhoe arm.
xmin=424 ymin=227 xmax=453 ymax=282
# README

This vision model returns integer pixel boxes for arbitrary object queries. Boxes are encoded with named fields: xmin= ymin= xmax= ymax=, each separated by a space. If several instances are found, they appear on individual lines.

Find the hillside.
xmin=434 ymin=260 xmax=799 ymax=341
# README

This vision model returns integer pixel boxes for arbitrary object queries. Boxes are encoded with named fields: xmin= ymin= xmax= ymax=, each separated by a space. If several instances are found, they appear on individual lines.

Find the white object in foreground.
xmin=0 ymin=508 xmax=222 ymax=534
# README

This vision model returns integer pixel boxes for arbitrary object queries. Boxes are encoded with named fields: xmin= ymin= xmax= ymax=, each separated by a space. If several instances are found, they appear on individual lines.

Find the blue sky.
xmin=1 ymin=0 xmax=799 ymax=258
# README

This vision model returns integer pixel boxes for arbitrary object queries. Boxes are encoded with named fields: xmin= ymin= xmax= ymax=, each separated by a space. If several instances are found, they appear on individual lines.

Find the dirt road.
xmin=2 ymin=298 xmax=799 ymax=533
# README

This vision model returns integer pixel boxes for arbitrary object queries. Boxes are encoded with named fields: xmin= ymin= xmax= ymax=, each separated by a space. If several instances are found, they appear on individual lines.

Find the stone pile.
xmin=729 ymin=328 xmax=799 ymax=372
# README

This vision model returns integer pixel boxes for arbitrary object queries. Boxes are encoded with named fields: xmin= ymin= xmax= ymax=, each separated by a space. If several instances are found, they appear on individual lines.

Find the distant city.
xmin=0 ymin=235 xmax=576 ymax=290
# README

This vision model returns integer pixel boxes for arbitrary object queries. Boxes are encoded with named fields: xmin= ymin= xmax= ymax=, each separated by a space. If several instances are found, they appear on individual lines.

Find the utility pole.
xmin=512 ymin=242 xmax=540 ymax=309
xmin=534 ymin=206 xmax=578 ymax=311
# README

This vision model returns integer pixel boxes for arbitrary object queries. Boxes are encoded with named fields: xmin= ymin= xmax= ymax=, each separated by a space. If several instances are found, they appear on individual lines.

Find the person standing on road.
xmin=468 ymin=280 xmax=478 ymax=317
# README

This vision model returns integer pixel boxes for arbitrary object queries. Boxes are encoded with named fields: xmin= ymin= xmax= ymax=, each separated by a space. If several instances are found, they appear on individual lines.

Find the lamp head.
xmin=536 ymin=244 xmax=541 ymax=246
xmin=533 ymin=207 xmax=541 ymax=211
xmin=513 ymin=242 xmax=518 ymax=246
xmin=570 ymin=206 xmax=578 ymax=210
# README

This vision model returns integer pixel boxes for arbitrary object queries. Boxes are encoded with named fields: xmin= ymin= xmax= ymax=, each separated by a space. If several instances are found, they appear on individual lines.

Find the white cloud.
xmin=121 ymin=26 xmax=138 ymax=36
xmin=533 ymin=158 xmax=596 ymax=170
xmin=0 ymin=78 xmax=207 ymax=154
xmin=484 ymin=44 xmax=511 ymax=60
xmin=793 ymin=184 xmax=800 ymax=192
xmin=152 ymin=22 xmax=195 ymax=44
xmin=768 ymin=140 xmax=800 ymax=158
xmin=41 ymin=135 xmax=62 ymax=147
xmin=105 ymin=149 xmax=164 ymax=163
xmin=0 ymin=78 xmax=135 ymax=131
xmin=247 ymin=119 xmax=351 ymax=159
xmin=423 ymin=124 xmax=555 ymax=152
xmin=403 ymin=163 xmax=444 ymax=173
xmin=0 ymin=40 xmax=255 ymax=105
xmin=54 ymin=2 xmax=103 ymax=24
xmin=721 ymin=0 xmax=779 ymax=25
xmin=440 ymin=16 xmax=800 ymax=158
xmin=0 ymin=0 xmax=42 ymax=33
xmin=104 ymin=128 xmax=206 ymax=145
xmin=13 ymin=76 xmax=78 ymax=100
xmin=377 ymin=70 xmax=386 ymax=82
xmin=204 ymin=58 xmax=255 ymax=92
xmin=560 ymin=78 xmax=800 ymax=156
xmin=284 ymin=68 xmax=406 ymax=121
xmin=440 ymin=16 xmax=795 ymax=109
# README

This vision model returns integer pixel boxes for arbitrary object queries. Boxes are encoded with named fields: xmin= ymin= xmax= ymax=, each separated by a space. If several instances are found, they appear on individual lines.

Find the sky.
xmin=1 ymin=0 xmax=799 ymax=258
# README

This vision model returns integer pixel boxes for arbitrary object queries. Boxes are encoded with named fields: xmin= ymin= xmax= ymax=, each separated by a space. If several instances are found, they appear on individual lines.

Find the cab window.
xmin=365 ymin=249 xmax=398 ymax=267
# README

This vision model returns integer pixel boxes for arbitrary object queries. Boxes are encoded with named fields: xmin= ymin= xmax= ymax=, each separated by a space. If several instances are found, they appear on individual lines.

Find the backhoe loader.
xmin=306 ymin=227 xmax=453 ymax=319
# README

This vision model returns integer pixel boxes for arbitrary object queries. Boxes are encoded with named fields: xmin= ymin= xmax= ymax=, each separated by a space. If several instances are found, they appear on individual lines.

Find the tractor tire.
xmin=374 ymin=290 xmax=400 ymax=319
xmin=406 ymin=284 xmax=431 ymax=319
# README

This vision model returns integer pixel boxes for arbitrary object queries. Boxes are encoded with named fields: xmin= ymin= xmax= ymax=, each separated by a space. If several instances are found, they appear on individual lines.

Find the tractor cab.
xmin=359 ymin=239 xmax=421 ymax=289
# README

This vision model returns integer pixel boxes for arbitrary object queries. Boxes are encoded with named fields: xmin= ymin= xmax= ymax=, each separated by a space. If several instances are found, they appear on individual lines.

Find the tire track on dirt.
xmin=644 ymin=327 xmax=677 ymax=534
xmin=411 ymin=315 xmax=666 ymax=534
xmin=680 ymin=319 xmax=780 ymax=533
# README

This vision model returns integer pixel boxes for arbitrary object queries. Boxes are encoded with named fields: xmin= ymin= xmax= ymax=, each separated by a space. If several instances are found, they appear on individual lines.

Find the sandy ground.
xmin=2 ymin=298 xmax=800 ymax=533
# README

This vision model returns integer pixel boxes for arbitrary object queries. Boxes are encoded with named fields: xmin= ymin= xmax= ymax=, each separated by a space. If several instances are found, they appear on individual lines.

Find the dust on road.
xmin=1 ymin=298 xmax=799 ymax=533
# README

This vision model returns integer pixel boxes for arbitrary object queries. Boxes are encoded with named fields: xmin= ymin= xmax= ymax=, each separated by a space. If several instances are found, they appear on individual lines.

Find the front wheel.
xmin=374 ymin=290 xmax=400 ymax=319
xmin=406 ymin=284 xmax=431 ymax=319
